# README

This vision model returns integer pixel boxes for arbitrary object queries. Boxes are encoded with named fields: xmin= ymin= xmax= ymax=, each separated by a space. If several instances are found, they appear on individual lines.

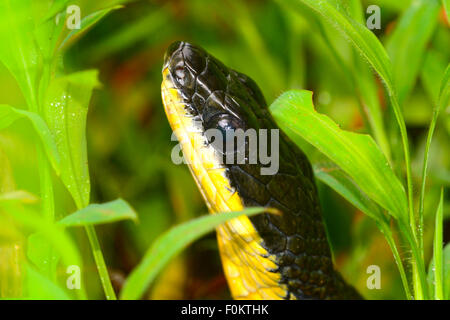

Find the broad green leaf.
xmin=58 ymin=199 xmax=137 ymax=227
xmin=313 ymin=162 xmax=386 ymax=222
xmin=0 ymin=200 xmax=86 ymax=299
xmin=60 ymin=5 xmax=123 ymax=49
xmin=120 ymin=207 xmax=271 ymax=299
xmin=43 ymin=70 xmax=100 ymax=208
xmin=386 ymin=0 xmax=440 ymax=105
xmin=34 ymin=6 xmax=65 ymax=61
xmin=432 ymin=190 xmax=444 ymax=299
xmin=43 ymin=0 xmax=70 ymax=21
xmin=25 ymin=264 xmax=70 ymax=300
xmin=0 ymin=202 xmax=82 ymax=270
xmin=0 ymin=105 xmax=61 ymax=174
xmin=0 ymin=0 xmax=40 ymax=111
xmin=270 ymin=90 xmax=407 ymax=221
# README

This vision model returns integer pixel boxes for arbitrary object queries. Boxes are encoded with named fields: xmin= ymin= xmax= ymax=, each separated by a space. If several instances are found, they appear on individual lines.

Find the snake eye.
xmin=205 ymin=113 xmax=244 ymax=155
xmin=174 ymin=66 xmax=185 ymax=84
xmin=172 ymin=65 xmax=195 ymax=91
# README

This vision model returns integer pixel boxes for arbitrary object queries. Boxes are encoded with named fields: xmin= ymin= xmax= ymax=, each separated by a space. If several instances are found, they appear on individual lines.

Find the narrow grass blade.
xmin=432 ymin=189 xmax=444 ymax=299
xmin=445 ymin=244 xmax=450 ymax=299
xmin=428 ymin=243 xmax=450 ymax=300
xmin=281 ymin=0 xmax=394 ymax=88
xmin=438 ymin=64 xmax=450 ymax=112
xmin=421 ymin=50 xmax=448 ymax=104
xmin=270 ymin=90 xmax=407 ymax=221
xmin=419 ymin=64 xmax=450 ymax=251
xmin=345 ymin=0 xmax=391 ymax=161
xmin=0 ymin=105 xmax=61 ymax=175
xmin=60 ymin=5 xmax=123 ymax=49
xmin=58 ymin=199 xmax=137 ymax=227
xmin=120 ymin=207 xmax=271 ymax=299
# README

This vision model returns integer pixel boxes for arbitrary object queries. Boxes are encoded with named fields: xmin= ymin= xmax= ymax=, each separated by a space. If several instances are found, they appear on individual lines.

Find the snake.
xmin=161 ymin=41 xmax=362 ymax=300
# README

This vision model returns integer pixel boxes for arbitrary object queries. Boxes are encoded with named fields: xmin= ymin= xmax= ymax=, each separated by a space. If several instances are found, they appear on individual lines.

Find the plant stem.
xmin=389 ymin=96 xmax=416 ymax=240
xmin=386 ymin=93 xmax=425 ymax=298
xmin=378 ymin=220 xmax=412 ymax=299
xmin=85 ymin=225 xmax=117 ymax=300
xmin=398 ymin=221 xmax=428 ymax=299
xmin=418 ymin=102 xmax=441 ymax=257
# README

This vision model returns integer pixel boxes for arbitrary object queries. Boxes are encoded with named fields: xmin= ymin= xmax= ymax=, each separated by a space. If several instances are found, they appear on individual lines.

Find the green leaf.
xmin=60 ymin=5 xmax=123 ymax=49
xmin=432 ymin=189 xmax=444 ymax=299
xmin=120 ymin=207 xmax=271 ymax=299
xmin=313 ymin=162 xmax=386 ymax=222
xmin=58 ymin=199 xmax=138 ymax=227
xmin=0 ymin=201 xmax=86 ymax=299
xmin=428 ymin=243 xmax=450 ymax=300
xmin=43 ymin=70 xmax=100 ymax=208
xmin=43 ymin=0 xmax=70 ymax=21
xmin=0 ymin=201 xmax=82 ymax=269
xmin=25 ymin=264 xmax=70 ymax=300
xmin=270 ymin=90 xmax=407 ymax=221
xmin=27 ymin=233 xmax=60 ymax=280
xmin=386 ymin=0 xmax=440 ymax=105
xmin=0 ymin=190 xmax=39 ymax=204
xmin=0 ymin=0 xmax=40 ymax=111
xmin=0 ymin=105 xmax=61 ymax=174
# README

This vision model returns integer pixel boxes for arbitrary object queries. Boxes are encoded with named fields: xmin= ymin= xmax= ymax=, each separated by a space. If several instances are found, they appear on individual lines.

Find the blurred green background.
xmin=0 ymin=0 xmax=448 ymax=299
